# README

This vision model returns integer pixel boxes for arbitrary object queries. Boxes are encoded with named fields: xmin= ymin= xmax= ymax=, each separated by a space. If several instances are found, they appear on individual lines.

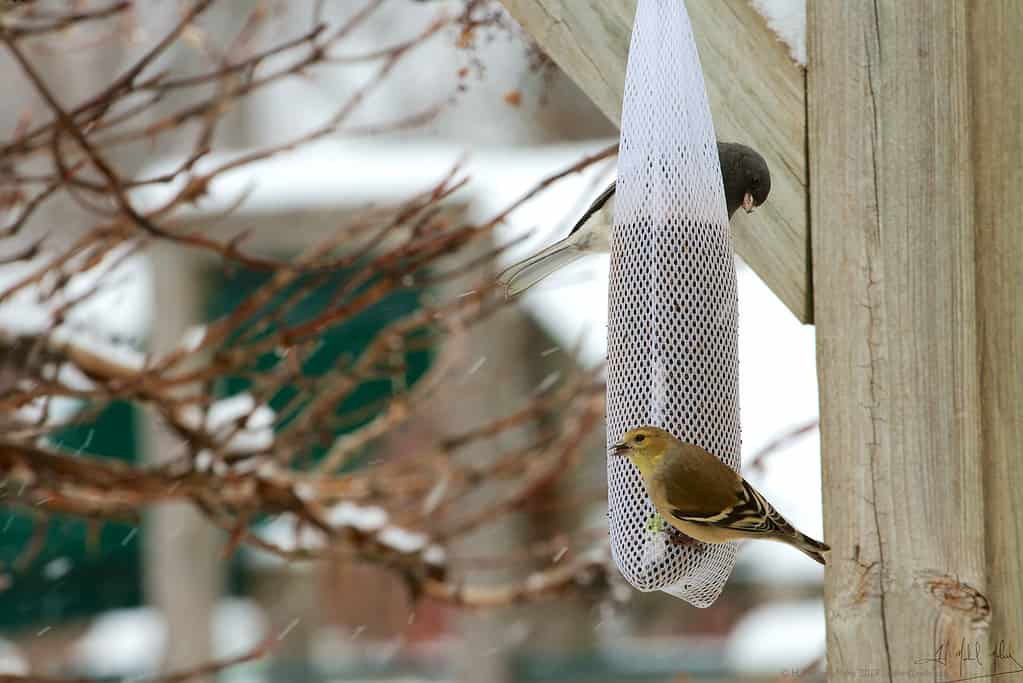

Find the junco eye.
xmin=751 ymin=175 xmax=760 ymax=187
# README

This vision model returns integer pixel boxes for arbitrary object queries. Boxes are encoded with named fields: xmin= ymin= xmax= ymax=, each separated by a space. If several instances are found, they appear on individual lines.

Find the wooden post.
xmin=809 ymin=1 xmax=1020 ymax=678
xmin=969 ymin=0 xmax=1023 ymax=654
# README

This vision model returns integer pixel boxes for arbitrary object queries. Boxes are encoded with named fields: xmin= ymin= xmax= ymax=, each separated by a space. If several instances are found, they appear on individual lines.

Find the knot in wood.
xmin=919 ymin=571 xmax=991 ymax=623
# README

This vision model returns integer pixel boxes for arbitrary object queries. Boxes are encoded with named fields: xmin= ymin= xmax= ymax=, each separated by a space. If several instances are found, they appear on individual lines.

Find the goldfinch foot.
xmin=665 ymin=526 xmax=700 ymax=548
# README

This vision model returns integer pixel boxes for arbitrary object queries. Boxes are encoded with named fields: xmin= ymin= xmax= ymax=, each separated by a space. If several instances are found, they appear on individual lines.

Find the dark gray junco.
xmin=499 ymin=142 xmax=771 ymax=296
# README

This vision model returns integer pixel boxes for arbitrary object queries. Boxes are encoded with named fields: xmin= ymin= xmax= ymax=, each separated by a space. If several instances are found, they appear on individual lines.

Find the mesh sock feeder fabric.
xmin=606 ymin=0 xmax=741 ymax=606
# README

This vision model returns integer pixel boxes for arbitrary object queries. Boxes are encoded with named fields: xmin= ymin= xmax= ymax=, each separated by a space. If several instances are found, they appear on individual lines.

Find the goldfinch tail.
xmin=498 ymin=236 xmax=584 ymax=297
xmin=787 ymin=532 xmax=830 ymax=566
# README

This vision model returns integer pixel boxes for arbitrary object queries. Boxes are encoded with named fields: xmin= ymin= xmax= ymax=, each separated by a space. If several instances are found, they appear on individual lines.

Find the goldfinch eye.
xmin=635 ymin=435 xmax=645 ymax=443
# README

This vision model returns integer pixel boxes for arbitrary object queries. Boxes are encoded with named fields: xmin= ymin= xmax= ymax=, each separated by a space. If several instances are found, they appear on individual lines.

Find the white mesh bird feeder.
xmin=606 ymin=0 xmax=741 ymax=606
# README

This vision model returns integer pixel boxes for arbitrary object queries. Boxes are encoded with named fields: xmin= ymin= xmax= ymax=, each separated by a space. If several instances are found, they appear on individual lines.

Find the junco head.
xmin=719 ymin=143 xmax=772 ymax=217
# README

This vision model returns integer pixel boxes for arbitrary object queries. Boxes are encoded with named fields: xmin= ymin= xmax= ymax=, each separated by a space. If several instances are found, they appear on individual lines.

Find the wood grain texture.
xmin=499 ymin=0 xmax=811 ymax=322
xmin=809 ymin=1 xmax=992 ymax=680
xmin=968 ymin=0 xmax=1023 ymax=655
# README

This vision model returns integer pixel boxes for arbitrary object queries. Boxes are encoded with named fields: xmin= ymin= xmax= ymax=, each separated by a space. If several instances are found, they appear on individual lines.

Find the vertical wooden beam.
xmin=432 ymin=233 xmax=542 ymax=683
xmin=809 ymin=2 xmax=991 ymax=680
xmin=144 ymin=248 xmax=222 ymax=676
xmin=969 ymin=1 xmax=1023 ymax=654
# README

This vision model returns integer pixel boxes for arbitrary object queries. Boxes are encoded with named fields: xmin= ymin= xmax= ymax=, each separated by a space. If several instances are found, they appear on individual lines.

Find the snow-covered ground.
xmin=725 ymin=598 xmax=825 ymax=673
xmin=69 ymin=599 xmax=268 ymax=678
xmin=0 ymin=640 xmax=28 ymax=676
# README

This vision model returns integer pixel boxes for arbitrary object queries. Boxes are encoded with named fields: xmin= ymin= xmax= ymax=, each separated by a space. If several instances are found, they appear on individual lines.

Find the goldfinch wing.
xmin=657 ymin=443 xmax=797 ymax=536
xmin=672 ymin=479 xmax=797 ymax=537
xmin=657 ymin=443 xmax=746 ymax=519
xmin=567 ymin=181 xmax=616 ymax=237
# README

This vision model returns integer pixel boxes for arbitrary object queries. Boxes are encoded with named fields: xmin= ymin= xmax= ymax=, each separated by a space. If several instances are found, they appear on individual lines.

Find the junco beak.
xmin=742 ymin=191 xmax=755 ymax=213
xmin=608 ymin=441 xmax=629 ymax=457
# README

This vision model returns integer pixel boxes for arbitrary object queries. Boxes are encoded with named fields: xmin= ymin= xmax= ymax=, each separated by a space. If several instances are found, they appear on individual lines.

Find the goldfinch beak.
xmin=609 ymin=441 xmax=629 ymax=457
xmin=743 ymin=191 xmax=755 ymax=213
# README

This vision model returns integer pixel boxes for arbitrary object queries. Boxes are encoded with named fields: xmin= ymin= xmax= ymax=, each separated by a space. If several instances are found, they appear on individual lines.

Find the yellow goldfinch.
xmin=498 ymin=141 xmax=771 ymax=297
xmin=611 ymin=426 xmax=829 ymax=565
